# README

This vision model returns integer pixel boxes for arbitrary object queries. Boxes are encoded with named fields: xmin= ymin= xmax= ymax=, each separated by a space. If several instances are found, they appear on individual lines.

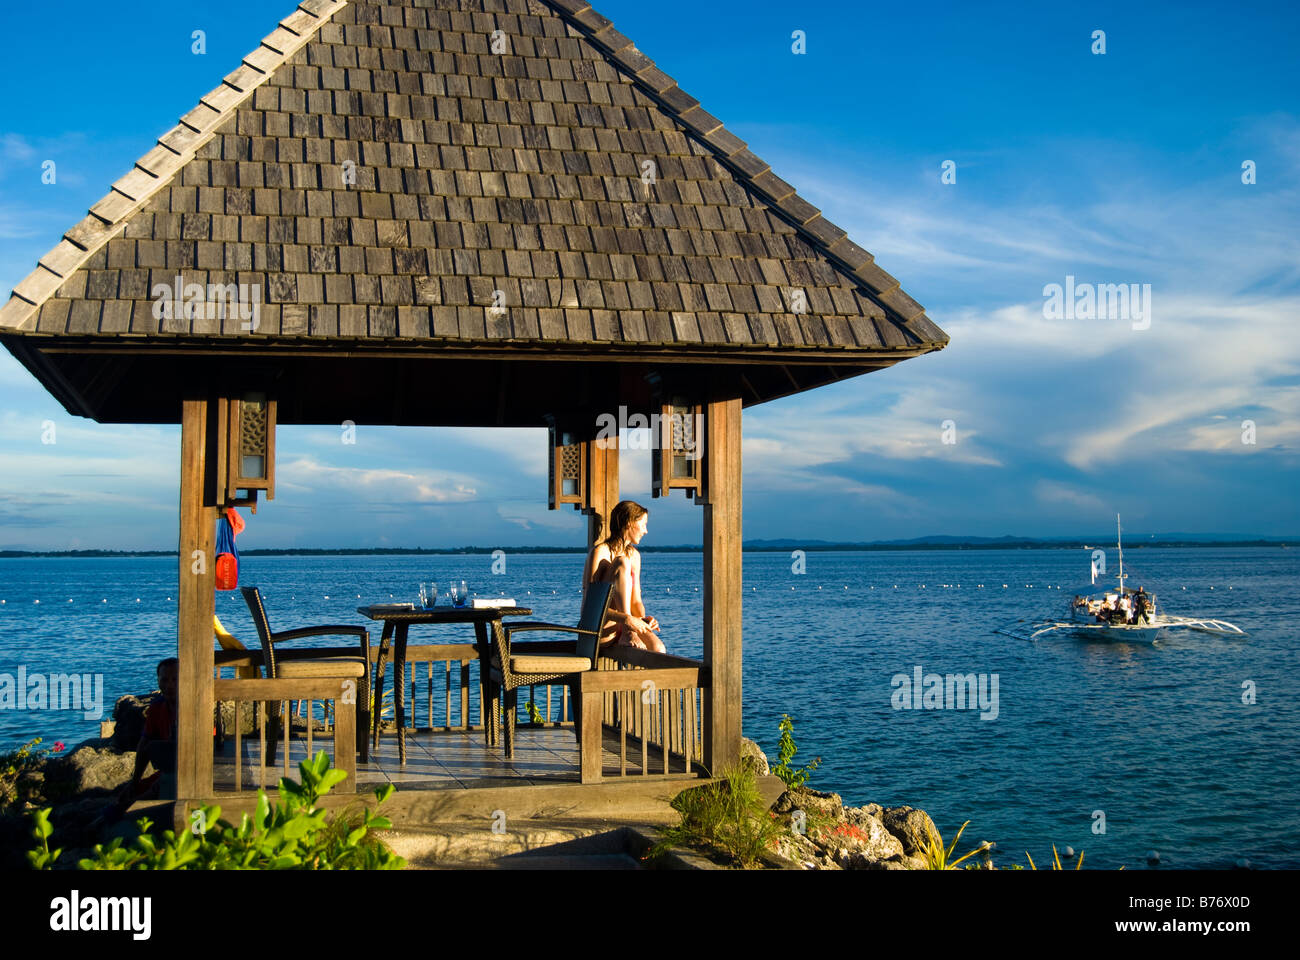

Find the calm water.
xmin=1 ymin=547 xmax=1296 ymax=869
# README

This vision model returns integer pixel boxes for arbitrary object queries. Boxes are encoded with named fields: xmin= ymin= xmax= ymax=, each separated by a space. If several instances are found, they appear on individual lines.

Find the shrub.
xmin=651 ymin=764 xmax=786 ymax=868
xmin=2 ymin=737 xmax=63 ymax=814
xmin=29 ymin=750 xmax=405 ymax=870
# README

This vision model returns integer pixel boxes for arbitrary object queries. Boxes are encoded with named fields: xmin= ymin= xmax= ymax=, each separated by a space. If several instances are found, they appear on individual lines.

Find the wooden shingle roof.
xmin=0 ymin=0 xmax=946 ymax=358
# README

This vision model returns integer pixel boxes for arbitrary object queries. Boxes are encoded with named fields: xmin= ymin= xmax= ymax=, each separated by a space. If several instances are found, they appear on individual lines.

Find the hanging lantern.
xmin=548 ymin=425 xmax=586 ymax=509
xmin=223 ymin=392 xmax=276 ymax=502
xmin=653 ymin=402 xmax=703 ymax=498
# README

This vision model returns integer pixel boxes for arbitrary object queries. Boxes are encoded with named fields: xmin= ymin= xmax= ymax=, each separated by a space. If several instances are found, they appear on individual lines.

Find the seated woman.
xmin=582 ymin=500 xmax=665 ymax=654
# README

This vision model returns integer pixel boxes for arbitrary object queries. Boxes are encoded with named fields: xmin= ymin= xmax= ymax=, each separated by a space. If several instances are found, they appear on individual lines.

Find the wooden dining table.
xmin=356 ymin=603 xmax=531 ymax=765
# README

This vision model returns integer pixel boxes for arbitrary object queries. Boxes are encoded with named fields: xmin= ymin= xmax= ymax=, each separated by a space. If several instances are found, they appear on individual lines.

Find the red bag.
xmin=214 ymin=508 xmax=244 ymax=591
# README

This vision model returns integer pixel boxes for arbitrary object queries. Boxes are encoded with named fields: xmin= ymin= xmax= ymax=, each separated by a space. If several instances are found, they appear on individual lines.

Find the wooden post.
xmin=700 ymin=397 xmax=742 ymax=775
xmin=579 ymin=681 xmax=603 ymax=784
xmin=178 ymin=397 xmax=216 ymax=799
xmin=583 ymin=437 xmax=620 ymax=546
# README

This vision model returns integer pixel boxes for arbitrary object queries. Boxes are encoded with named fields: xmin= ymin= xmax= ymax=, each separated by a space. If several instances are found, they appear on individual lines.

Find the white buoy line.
xmin=1 ymin=581 xmax=1244 ymax=607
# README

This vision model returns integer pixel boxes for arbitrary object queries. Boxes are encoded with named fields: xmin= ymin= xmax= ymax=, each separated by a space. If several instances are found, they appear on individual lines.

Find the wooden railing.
xmin=385 ymin=643 xmax=488 ymax=732
xmin=578 ymin=648 xmax=707 ymax=784
xmin=215 ymin=644 xmax=709 ymax=789
xmin=212 ymin=670 xmax=356 ymax=794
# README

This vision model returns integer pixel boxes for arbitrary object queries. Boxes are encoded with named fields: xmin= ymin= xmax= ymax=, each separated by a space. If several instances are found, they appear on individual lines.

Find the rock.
xmin=854 ymin=854 xmax=911 ymax=871
xmin=111 ymin=693 xmax=156 ymax=751
xmin=50 ymin=796 xmax=123 ymax=847
xmin=771 ymin=829 xmax=822 ymax=866
xmin=739 ymin=737 xmax=769 ymax=777
xmin=44 ymin=745 xmax=136 ymax=800
xmin=881 ymin=805 xmax=938 ymax=857
xmin=844 ymin=804 xmax=884 ymax=827
xmin=814 ymin=812 xmax=904 ymax=863
xmin=774 ymin=787 xmax=842 ymax=823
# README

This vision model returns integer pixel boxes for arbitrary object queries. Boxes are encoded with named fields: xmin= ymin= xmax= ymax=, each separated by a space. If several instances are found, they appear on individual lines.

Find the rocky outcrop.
xmin=772 ymin=786 xmax=842 ymax=822
xmin=1 ymin=688 xmax=165 ymax=869
xmin=43 ymin=744 xmax=136 ymax=801
xmin=767 ymin=788 xmax=940 ymax=870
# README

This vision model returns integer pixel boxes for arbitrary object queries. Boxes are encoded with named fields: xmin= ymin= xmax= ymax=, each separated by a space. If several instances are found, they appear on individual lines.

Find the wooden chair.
xmin=240 ymin=586 xmax=371 ymax=764
xmin=487 ymin=581 xmax=613 ymax=759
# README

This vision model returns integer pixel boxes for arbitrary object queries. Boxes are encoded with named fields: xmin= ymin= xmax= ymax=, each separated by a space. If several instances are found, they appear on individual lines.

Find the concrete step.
xmin=376 ymin=818 xmax=656 ymax=869
xmin=432 ymin=854 xmax=642 ymax=870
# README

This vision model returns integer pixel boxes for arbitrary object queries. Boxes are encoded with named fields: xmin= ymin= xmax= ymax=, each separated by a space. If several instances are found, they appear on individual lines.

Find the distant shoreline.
xmin=1 ymin=540 xmax=1291 ymax=558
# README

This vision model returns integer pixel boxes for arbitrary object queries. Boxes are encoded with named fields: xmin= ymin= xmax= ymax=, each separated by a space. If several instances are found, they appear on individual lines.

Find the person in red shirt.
xmin=128 ymin=658 xmax=178 ymax=799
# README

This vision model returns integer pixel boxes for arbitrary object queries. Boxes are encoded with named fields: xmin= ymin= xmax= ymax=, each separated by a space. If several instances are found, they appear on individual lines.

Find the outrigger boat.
xmin=996 ymin=515 xmax=1247 ymax=643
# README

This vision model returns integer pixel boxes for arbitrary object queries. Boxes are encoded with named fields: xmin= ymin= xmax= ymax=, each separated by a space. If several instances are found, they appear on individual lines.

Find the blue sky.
xmin=1 ymin=0 xmax=1297 ymax=550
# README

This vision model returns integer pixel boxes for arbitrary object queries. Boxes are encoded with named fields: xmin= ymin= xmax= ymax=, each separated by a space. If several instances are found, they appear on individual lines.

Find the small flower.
xmin=52 ymin=742 xmax=65 ymax=752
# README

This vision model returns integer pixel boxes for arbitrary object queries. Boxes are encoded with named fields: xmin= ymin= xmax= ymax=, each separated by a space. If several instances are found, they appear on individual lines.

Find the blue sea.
xmin=1 ymin=547 xmax=1296 ymax=869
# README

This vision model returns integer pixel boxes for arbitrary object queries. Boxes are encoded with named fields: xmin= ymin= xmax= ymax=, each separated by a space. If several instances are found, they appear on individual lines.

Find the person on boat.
xmin=1119 ymin=594 xmax=1133 ymax=623
xmin=582 ymin=500 xmax=664 ymax=653
xmin=1133 ymin=587 xmax=1151 ymax=624
xmin=1110 ymin=600 xmax=1129 ymax=624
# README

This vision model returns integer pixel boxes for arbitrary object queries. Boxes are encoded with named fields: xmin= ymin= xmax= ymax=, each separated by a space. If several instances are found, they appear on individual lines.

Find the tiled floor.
xmin=215 ymin=725 xmax=587 ymax=792
xmin=213 ymin=723 xmax=690 ymax=793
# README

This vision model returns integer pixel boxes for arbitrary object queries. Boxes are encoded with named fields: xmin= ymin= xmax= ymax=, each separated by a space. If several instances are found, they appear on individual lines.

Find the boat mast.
xmin=1116 ymin=513 xmax=1125 ymax=591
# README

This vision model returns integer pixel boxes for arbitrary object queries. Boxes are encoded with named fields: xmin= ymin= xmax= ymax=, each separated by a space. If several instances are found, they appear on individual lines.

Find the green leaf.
xmin=254 ymin=791 xmax=271 ymax=832
xmin=317 ymin=769 xmax=348 ymax=795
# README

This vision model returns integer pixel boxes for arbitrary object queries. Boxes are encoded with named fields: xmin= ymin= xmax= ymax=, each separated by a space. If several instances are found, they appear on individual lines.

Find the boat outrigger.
xmin=996 ymin=515 xmax=1248 ymax=643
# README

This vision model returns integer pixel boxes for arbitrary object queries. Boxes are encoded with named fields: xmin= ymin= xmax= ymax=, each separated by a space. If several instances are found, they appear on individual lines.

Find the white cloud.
xmin=438 ymin=427 xmax=548 ymax=478
xmin=278 ymin=456 xmax=478 ymax=503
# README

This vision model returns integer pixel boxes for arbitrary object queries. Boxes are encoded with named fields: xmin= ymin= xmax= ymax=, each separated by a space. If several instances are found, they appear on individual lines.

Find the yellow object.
xmin=213 ymin=614 xmax=246 ymax=650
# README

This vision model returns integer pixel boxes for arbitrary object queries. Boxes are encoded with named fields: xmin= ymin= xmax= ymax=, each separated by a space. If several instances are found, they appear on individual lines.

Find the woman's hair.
xmin=603 ymin=500 xmax=648 ymax=553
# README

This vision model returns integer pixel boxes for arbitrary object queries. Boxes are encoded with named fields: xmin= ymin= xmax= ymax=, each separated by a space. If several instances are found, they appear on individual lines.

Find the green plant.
xmin=2 ymin=738 xmax=60 ymax=813
xmin=525 ymin=699 xmax=545 ymax=724
xmin=920 ymin=820 xmax=994 ymax=870
xmin=651 ymin=765 xmax=787 ymax=868
xmin=29 ymin=751 xmax=405 ymax=870
xmin=26 ymin=808 xmax=61 ymax=869
xmin=772 ymin=714 xmax=821 ymax=790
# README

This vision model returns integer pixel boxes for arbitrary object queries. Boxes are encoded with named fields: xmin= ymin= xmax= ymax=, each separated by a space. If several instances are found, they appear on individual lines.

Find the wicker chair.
xmin=487 ymin=581 xmax=613 ymax=759
xmin=240 ymin=586 xmax=371 ymax=764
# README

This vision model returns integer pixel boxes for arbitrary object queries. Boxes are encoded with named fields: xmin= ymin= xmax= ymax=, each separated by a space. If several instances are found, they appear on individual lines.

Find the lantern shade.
xmin=224 ymin=394 xmax=276 ymax=501
xmin=548 ymin=425 xmax=586 ymax=509
xmin=653 ymin=402 xmax=703 ymax=498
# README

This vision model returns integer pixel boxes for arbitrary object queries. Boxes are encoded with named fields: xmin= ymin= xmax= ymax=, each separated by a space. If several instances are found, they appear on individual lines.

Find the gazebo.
xmin=0 ymin=0 xmax=945 ymax=818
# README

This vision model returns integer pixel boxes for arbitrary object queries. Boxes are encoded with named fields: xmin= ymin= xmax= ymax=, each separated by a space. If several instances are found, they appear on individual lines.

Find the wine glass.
xmin=450 ymin=580 xmax=468 ymax=608
xmin=418 ymin=581 xmax=438 ymax=609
